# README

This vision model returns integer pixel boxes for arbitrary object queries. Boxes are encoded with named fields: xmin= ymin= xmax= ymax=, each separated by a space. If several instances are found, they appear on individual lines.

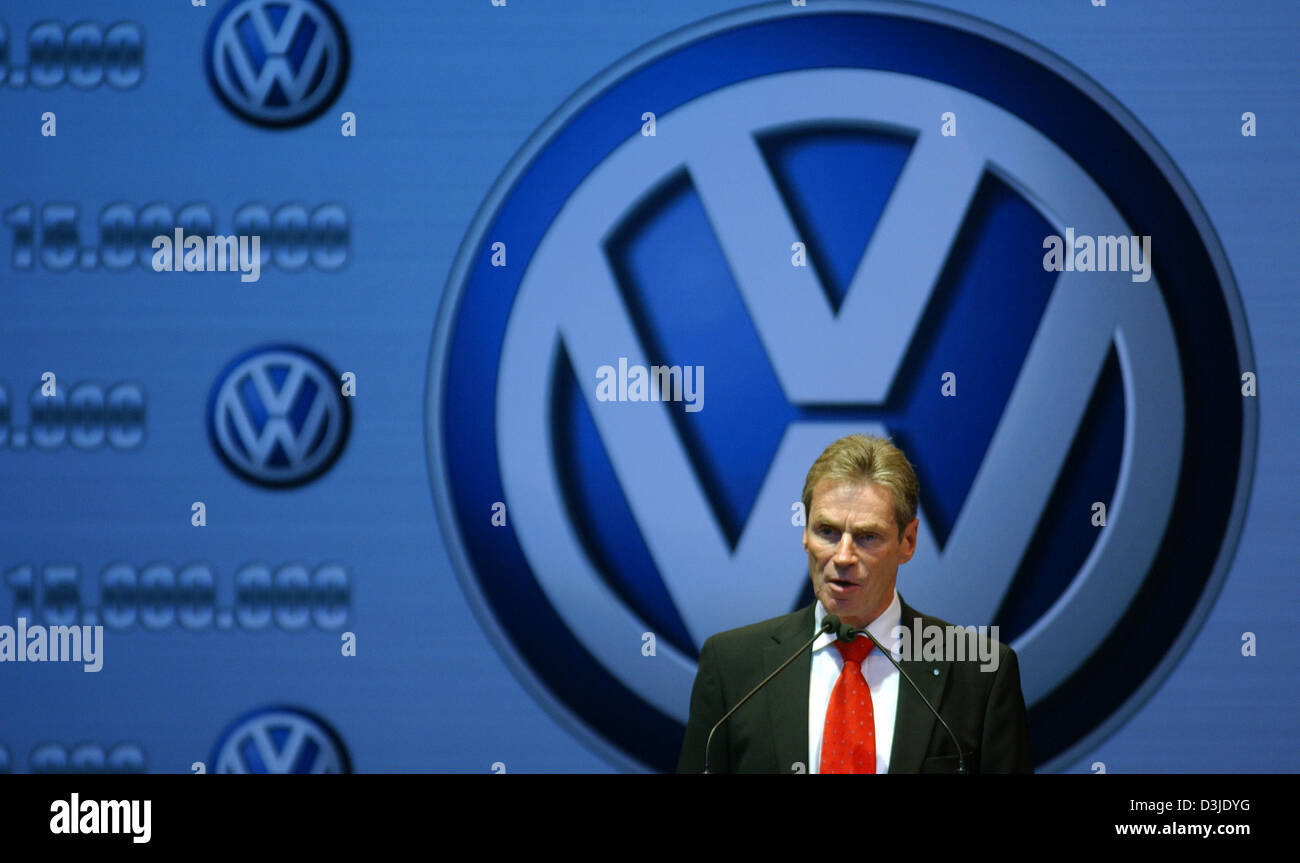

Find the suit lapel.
xmin=888 ymin=596 xmax=950 ymax=774
xmin=761 ymin=603 xmax=815 ymax=773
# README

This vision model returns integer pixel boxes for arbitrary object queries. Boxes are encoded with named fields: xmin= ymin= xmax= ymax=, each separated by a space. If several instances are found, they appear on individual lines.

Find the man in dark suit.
xmin=677 ymin=434 xmax=1033 ymax=773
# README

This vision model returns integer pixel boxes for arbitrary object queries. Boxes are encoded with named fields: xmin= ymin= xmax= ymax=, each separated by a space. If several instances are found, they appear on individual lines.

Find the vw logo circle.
xmin=211 ymin=706 xmax=351 ymax=773
xmin=205 ymin=0 xmax=349 ymax=127
xmin=209 ymin=344 xmax=350 ymax=488
xmin=426 ymin=2 xmax=1256 ymax=772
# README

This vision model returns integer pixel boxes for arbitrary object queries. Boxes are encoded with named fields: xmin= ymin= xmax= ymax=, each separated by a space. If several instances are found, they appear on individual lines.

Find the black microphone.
xmin=703 ymin=613 xmax=841 ymax=774
xmin=842 ymin=623 xmax=968 ymax=774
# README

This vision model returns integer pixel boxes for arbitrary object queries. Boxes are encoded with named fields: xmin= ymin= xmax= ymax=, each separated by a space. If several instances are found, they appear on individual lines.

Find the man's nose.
xmin=833 ymin=533 xmax=856 ymax=564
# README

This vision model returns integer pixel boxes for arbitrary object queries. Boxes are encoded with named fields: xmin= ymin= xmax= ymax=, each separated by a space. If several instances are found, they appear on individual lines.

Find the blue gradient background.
xmin=0 ymin=0 xmax=1295 ymax=773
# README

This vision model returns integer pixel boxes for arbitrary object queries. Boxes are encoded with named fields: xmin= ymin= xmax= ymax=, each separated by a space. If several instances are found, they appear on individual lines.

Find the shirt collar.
xmin=813 ymin=589 xmax=902 ymax=655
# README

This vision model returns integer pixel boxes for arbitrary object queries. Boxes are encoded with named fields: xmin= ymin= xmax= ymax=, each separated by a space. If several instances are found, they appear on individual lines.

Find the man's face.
xmin=802 ymin=479 xmax=918 ymax=628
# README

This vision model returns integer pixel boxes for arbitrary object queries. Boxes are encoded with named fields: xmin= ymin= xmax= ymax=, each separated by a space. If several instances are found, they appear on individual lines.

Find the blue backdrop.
xmin=0 ymin=0 xmax=1294 ymax=773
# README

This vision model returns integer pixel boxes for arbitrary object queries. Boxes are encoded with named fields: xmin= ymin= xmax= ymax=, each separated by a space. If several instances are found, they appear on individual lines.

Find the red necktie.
xmin=819 ymin=637 xmax=875 ymax=774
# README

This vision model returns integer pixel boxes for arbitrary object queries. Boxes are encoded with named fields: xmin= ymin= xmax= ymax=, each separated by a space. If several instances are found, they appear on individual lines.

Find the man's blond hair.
xmin=801 ymin=434 xmax=919 ymax=538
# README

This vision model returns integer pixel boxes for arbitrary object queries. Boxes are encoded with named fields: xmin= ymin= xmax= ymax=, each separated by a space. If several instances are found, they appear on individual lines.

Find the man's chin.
xmin=818 ymin=595 xmax=869 ymax=627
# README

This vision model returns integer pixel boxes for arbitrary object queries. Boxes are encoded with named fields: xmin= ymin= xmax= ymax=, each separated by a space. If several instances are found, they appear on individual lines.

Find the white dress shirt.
xmin=809 ymin=590 xmax=902 ymax=774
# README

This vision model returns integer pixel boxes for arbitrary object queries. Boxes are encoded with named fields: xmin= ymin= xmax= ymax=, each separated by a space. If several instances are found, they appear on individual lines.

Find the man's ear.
xmin=899 ymin=517 xmax=919 ymax=563
xmin=801 ymin=528 xmax=809 ymax=553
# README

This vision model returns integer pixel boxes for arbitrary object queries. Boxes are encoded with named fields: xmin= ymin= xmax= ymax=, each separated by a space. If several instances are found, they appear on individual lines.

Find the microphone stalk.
xmin=703 ymin=613 xmax=841 ymax=774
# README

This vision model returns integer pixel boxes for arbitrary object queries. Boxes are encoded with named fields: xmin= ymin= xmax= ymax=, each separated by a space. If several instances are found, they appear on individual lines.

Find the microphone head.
xmin=822 ymin=612 xmax=859 ymax=641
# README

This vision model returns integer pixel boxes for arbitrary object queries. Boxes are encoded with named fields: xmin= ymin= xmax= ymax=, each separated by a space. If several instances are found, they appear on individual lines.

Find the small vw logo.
xmin=208 ymin=344 xmax=349 ymax=487
xmin=211 ymin=707 xmax=351 ymax=773
xmin=205 ymin=0 xmax=349 ymax=127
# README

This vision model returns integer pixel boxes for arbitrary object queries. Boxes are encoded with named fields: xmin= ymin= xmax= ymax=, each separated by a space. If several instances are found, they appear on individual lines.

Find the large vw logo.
xmin=211 ymin=707 xmax=351 ymax=773
xmin=205 ymin=0 xmax=349 ymax=127
xmin=427 ymin=2 xmax=1256 ymax=772
xmin=209 ymin=345 xmax=349 ymax=487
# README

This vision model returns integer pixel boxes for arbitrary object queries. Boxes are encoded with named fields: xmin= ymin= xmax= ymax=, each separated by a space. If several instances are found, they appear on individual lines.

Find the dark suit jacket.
xmin=676 ymin=596 xmax=1033 ymax=773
